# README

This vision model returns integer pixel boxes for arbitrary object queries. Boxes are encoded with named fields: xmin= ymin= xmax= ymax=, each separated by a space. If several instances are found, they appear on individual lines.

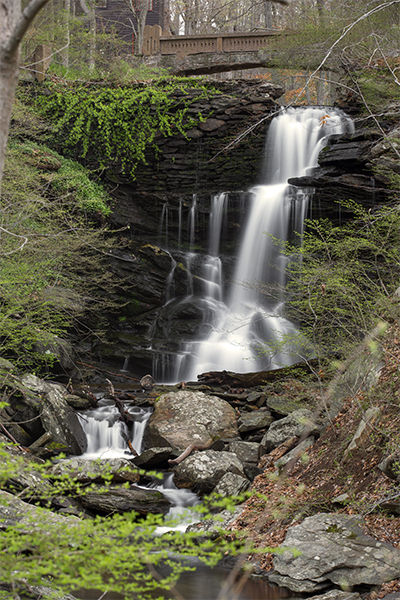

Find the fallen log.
xmin=258 ymin=436 xmax=299 ymax=470
xmin=197 ymin=360 xmax=320 ymax=388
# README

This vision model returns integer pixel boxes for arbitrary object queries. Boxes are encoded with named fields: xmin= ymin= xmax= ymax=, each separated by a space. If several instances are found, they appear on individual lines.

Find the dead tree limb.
xmin=168 ymin=439 xmax=214 ymax=466
xmin=106 ymin=379 xmax=138 ymax=457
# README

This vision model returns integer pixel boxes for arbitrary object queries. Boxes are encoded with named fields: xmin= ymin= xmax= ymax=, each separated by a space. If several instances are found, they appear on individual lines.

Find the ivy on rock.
xmin=36 ymin=78 xmax=216 ymax=176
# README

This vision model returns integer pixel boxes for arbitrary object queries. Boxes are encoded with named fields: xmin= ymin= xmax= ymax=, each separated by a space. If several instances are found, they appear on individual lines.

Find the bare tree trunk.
xmin=79 ymin=0 xmax=96 ymax=69
xmin=317 ymin=70 xmax=326 ymax=105
xmin=88 ymin=2 xmax=96 ymax=72
xmin=264 ymin=1 xmax=273 ymax=28
xmin=137 ymin=0 xmax=150 ymax=54
xmin=0 ymin=0 xmax=50 ymax=196
xmin=124 ymin=0 xmax=150 ymax=54
xmin=161 ymin=0 xmax=170 ymax=33
xmin=61 ymin=0 xmax=71 ymax=68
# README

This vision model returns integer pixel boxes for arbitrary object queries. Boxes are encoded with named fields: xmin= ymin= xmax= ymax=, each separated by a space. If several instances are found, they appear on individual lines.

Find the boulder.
xmin=143 ymin=390 xmax=239 ymax=452
xmin=0 ymin=490 xmax=79 ymax=530
xmin=133 ymin=447 xmax=173 ymax=469
xmin=186 ymin=507 xmax=244 ymax=539
xmin=379 ymin=451 xmax=400 ymax=481
xmin=228 ymin=440 xmax=260 ymax=465
xmin=213 ymin=473 xmax=250 ymax=497
xmin=266 ymin=395 xmax=308 ymax=417
xmin=261 ymin=409 xmax=320 ymax=453
xmin=21 ymin=375 xmax=87 ymax=455
xmin=238 ymin=410 xmax=273 ymax=433
xmin=79 ymin=485 xmax=171 ymax=515
xmin=0 ymin=439 xmax=52 ymax=499
xmin=270 ymin=513 xmax=400 ymax=593
xmin=50 ymin=457 xmax=140 ymax=484
xmin=173 ymin=450 xmax=245 ymax=494
xmin=274 ymin=437 xmax=315 ymax=473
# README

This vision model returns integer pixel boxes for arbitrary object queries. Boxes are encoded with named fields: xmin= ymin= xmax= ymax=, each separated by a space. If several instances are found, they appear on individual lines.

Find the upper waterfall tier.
xmin=150 ymin=107 xmax=354 ymax=383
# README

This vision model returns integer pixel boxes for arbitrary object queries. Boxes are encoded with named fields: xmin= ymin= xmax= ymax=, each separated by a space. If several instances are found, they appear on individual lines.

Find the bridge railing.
xmin=143 ymin=25 xmax=280 ymax=58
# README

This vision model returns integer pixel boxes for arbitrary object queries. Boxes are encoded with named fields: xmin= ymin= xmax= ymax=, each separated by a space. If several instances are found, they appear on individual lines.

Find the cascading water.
xmin=153 ymin=107 xmax=354 ymax=383
xmin=78 ymin=400 xmax=200 ymax=531
xmin=79 ymin=399 xmax=152 ymax=459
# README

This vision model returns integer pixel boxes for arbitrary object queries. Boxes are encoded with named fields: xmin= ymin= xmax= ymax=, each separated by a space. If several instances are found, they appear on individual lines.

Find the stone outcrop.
xmin=0 ymin=490 xmax=79 ymax=530
xmin=79 ymin=485 xmax=171 ymax=515
xmin=21 ymin=375 xmax=87 ymax=455
xmin=270 ymin=513 xmax=400 ymax=592
xmin=260 ymin=409 xmax=320 ymax=453
xmin=143 ymin=390 xmax=239 ymax=452
xmin=289 ymin=129 xmax=394 ymax=225
xmin=109 ymin=80 xmax=283 ymax=200
xmin=50 ymin=457 xmax=140 ymax=484
xmin=173 ymin=449 xmax=245 ymax=493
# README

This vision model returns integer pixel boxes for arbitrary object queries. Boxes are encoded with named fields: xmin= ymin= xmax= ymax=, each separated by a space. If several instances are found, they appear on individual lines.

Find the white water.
xmin=78 ymin=401 xmax=200 ymax=529
xmin=79 ymin=399 xmax=151 ymax=459
xmin=172 ymin=107 xmax=354 ymax=382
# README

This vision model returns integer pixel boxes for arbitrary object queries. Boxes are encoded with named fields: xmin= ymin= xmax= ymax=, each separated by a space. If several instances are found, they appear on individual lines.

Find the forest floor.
xmin=233 ymin=322 xmax=400 ymax=599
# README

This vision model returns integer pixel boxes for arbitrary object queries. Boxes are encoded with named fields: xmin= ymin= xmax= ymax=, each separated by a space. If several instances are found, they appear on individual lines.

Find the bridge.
xmin=142 ymin=25 xmax=285 ymax=76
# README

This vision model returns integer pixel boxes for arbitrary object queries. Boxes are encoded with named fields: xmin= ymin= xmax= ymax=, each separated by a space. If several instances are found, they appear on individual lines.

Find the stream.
xmin=77 ymin=399 xmax=300 ymax=600
xmin=76 ymin=107 xmax=355 ymax=599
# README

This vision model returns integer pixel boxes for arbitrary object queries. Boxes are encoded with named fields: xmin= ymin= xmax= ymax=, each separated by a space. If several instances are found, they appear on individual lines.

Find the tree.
xmin=169 ymin=0 xmax=292 ymax=36
xmin=0 ymin=0 xmax=51 ymax=196
xmin=124 ymin=0 xmax=150 ymax=55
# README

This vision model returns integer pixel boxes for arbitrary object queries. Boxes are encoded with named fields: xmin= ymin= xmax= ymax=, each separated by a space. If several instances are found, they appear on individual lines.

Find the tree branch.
xmin=3 ymin=0 xmax=51 ymax=59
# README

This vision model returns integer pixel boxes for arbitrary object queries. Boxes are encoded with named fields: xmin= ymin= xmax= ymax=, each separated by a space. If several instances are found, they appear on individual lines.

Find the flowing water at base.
xmin=75 ymin=561 xmax=299 ymax=600
xmin=77 ymin=403 xmax=302 ymax=600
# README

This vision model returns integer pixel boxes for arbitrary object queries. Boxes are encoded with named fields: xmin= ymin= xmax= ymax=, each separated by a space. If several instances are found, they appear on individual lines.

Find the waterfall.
xmin=164 ymin=107 xmax=354 ymax=382
xmin=79 ymin=400 xmax=152 ymax=459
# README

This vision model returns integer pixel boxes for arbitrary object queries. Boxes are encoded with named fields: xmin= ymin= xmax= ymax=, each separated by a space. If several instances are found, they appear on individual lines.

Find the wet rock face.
xmin=19 ymin=375 xmax=87 ymax=455
xmin=143 ymin=390 xmax=239 ymax=452
xmin=108 ymin=80 xmax=282 ymax=197
xmin=288 ymin=129 xmax=393 ymax=224
xmin=270 ymin=513 xmax=400 ymax=593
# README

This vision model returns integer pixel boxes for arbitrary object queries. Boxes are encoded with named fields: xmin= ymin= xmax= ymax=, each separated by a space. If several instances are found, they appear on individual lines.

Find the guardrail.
xmin=143 ymin=25 xmax=280 ymax=58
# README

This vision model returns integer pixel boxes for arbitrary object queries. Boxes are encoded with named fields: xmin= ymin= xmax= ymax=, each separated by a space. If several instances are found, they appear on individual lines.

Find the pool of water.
xmin=76 ymin=561 xmax=299 ymax=600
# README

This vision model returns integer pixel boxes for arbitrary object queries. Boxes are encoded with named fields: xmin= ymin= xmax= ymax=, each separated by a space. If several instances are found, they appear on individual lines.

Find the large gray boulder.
xmin=143 ymin=390 xmax=239 ymax=453
xmin=79 ymin=485 xmax=171 ymax=515
xmin=213 ymin=473 xmax=250 ymax=497
xmin=50 ymin=457 xmax=140 ymax=484
xmin=173 ymin=450 xmax=245 ymax=494
xmin=228 ymin=440 xmax=260 ymax=465
xmin=270 ymin=513 xmax=400 ymax=593
xmin=21 ymin=375 xmax=87 ymax=455
xmin=261 ymin=409 xmax=320 ymax=453
xmin=0 ymin=490 xmax=79 ymax=530
xmin=1 ymin=438 xmax=48 ymax=494
xmin=238 ymin=410 xmax=273 ymax=433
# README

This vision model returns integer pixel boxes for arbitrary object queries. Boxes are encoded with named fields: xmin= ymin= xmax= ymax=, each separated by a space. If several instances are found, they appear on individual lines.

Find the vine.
xmin=36 ymin=78 xmax=217 ymax=176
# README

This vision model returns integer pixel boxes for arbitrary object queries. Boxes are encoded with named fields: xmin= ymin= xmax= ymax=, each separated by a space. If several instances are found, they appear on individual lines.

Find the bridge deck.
xmin=143 ymin=25 xmax=281 ymax=58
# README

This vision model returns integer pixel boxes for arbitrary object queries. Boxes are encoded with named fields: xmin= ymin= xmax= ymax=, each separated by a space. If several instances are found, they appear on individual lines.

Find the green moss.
xmin=35 ymin=79 xmax=217 ymax=178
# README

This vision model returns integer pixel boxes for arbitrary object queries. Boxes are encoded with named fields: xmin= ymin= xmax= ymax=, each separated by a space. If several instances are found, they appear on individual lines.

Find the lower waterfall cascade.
xmin=151 ymin=106 xmax=354 ymax=383
xmin=78 ymin=399 xmax=200 ymax=531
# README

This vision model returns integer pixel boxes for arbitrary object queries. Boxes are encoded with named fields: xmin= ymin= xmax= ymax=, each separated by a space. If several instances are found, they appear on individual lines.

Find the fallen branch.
xmin=168 ymin=439 xmax=213 ymax=466
xmin=77 ymin=361 xmax=139 ymax=382
xmin=0 ymin=422 xmax=26 ymax=452
xmin=106 ymin=379 xmax=138 ymax=457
